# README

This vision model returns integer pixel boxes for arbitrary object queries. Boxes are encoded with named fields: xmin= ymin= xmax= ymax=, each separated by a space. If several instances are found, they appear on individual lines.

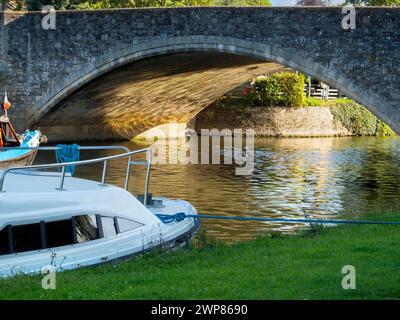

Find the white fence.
xmin=305 ymin=84 xmax=346 ymax=100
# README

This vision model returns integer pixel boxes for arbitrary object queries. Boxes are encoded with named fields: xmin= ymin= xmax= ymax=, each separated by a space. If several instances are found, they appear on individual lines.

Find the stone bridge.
xmin=0 ymin=7 xmax=399 ymax=140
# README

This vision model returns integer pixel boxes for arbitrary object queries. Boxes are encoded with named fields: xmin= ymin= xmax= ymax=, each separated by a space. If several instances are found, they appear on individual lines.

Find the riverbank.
xmin=1 ymin=206 xmax=400 ymax=299
xmin=193 ymin=97 xmax=396 ymax=137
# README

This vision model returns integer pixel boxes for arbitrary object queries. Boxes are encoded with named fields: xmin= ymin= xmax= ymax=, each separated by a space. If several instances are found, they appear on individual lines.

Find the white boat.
xmin=0 ymin=146 xmax=199 ymax=277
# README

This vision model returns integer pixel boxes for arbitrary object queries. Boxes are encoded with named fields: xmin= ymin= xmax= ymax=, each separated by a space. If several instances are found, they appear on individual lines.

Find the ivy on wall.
xmin=330 ymin=100 xmax=395 ymax=136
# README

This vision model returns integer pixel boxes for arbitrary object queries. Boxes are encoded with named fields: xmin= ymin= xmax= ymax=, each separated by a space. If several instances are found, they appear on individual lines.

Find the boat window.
xmin=75 ymin=215 xmax=99 ymax=243
xmin=0 ymin=226 xmax=10 ymax=255
xmin=0 ymin=215 xmax=106 ymax=256
xmin=117 ymin=218 xmax=144 ymax=233
xmin=101 ymin=217 xmax=117 ymax=238
xmin=0 ymin=215 xmax=144 ymax=256
xmin=12 ymin=223 xmax=42 ymax=253
xmin=46 ymin=219 xmax=75 ymax=248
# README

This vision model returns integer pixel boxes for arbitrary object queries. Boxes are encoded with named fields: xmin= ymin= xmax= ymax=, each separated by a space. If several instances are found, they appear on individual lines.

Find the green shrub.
xmin=304 ymin=97 xmax=323 ymax=107
xmin=375 ymin=120 xmax=396 ymax=137
xmin=246 ymin=72 xmax=305 ymax=107
xmin=330 ymin=100 xmax=396 ymax=136
xmin=329 ymin=98 xmax=353 ymax=105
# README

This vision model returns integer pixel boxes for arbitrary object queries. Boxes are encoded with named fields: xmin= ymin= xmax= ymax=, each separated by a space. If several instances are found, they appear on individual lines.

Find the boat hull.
xmin=0 ymin=130 xmax=42 ymax=169
xmin=0 ymin=149 xmax=38 ymax=169
xmin=0 ymin=215 xmax=198 ymax=277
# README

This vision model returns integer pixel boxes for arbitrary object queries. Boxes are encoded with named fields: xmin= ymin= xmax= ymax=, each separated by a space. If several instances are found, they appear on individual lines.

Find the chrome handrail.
xmin=0 ymin=145 xmax=131 ymax=152
xmin=0 ymin=146 xmax=152 ymax=205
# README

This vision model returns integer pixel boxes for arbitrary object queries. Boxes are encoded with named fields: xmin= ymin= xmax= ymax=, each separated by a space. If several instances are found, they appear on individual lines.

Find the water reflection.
xmin=35 ymin=136 xmax=400 ymax=241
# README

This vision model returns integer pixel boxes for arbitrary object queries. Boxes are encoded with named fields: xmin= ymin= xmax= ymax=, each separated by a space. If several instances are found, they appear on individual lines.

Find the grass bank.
xmin=1 ymin=209 xmax=400 ymax=299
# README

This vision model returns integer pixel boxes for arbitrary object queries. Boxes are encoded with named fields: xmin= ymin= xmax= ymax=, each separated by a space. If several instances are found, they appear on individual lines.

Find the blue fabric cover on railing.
xmin=55 ymin=144 xmax=80 ymax=175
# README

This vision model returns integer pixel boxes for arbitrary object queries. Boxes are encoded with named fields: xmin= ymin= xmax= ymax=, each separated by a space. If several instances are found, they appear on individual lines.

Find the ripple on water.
xmin=35 ymin=136 xmax=400 ymax=241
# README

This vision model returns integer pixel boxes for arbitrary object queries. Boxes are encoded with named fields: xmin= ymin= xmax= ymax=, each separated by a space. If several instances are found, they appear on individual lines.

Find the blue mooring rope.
xmin=155 ymin=213 xmax=400 ymax=225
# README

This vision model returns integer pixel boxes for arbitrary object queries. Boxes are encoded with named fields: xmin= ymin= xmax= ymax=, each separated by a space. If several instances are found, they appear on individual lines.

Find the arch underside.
xmin=33 ymin=37 xmax=399 ymax=141
xmin=36 ymin=52 xmax=283 ymax=141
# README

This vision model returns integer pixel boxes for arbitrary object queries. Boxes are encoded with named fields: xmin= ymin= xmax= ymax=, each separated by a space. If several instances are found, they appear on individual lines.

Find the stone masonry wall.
xmin=0 ymin=8 xmax=400 ymax=136
xmin=194 ymin=106 xmax=352 ymax=137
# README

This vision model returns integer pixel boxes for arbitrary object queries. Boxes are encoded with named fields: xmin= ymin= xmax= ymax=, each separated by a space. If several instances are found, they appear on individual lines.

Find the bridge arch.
xmin=30 ymin=36 xmax=388 ymax=139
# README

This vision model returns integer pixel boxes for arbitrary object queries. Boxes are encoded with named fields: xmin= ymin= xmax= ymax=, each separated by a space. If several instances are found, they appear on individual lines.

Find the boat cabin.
xmin=0 ymin=116 xmax=21 ymax=148
xmin=0 ymin=214 xmax=144 ymax=256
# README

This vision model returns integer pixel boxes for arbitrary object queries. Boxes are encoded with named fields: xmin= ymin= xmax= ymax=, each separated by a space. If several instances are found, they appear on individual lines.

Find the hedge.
xmin=329 ymin=100 xmax=396 ymax=136
xmin=245 ymin=72 xmax=305 ymax=107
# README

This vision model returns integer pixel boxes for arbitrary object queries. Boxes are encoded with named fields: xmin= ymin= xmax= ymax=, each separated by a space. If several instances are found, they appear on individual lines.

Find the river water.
xmin=36 ymin=136 xmax=400 ymax=242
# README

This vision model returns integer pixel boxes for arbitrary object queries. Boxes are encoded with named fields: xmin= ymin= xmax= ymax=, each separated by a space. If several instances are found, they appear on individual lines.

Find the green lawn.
xmin=1 ymin=211 xmax=400 ymax=299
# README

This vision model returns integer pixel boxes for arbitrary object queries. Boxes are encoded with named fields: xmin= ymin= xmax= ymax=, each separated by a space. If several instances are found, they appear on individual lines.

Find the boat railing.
xmin=0 ymin=146 xmax=152 ymax=205
xmin=0 ymin=145 xmax=131 ymax=152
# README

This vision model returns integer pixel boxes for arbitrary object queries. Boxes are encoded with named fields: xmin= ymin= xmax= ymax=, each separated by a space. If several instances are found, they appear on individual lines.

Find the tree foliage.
xmin=213 ymin=0 xmax=271 ymax=6
xmin=26 ymin=0 xmax=72 ymax=10
xmin=75 ymin=0 xmax=214 ymax=9
xmin=11 ymin=0 xmax=271 ymax=10
xmin=344 ymin=0 xmax=400 ymax=5
xmin=296 ymin=0 xmax=328 ymax=6
xmin=366 ymin=0 xmax=400 ymax=4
